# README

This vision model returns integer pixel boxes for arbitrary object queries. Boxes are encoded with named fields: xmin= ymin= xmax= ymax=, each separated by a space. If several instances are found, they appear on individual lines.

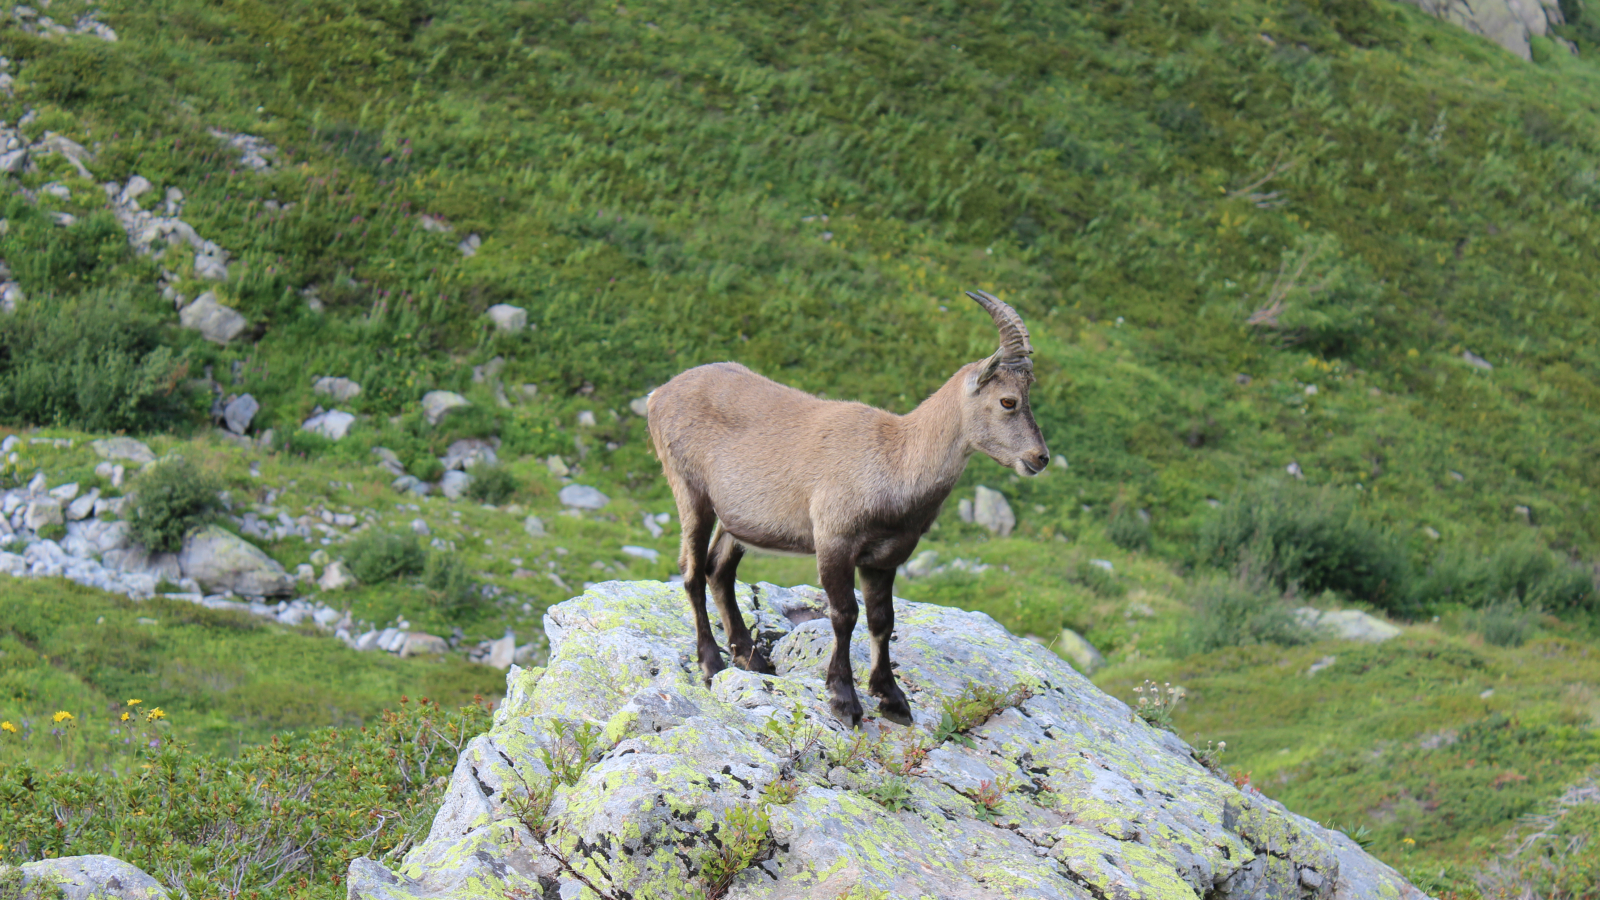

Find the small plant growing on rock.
xmin=862 ymin=775 xmax=913 ymax=812
xmin=1193 ymin=738 xmax=1228 ymax=775
xmin=128 ymin=457 xmax=222 ymax=552
xmin=877 ymin=736 xmax=930 ymax=776
xmin=931 ymin=681 xmax=1033 ymax=748
xmin=970 ymin=775 xmax=1014 ymax=823
xmin=759 ymin=703 xmax=823 ymax=769
xmin=761 ymin=776 xmax=803 ymax=805
xmin=698 ymin=803 xmax=772 ymax=898
xmin=1132 ymin=679 xmax=1185 ymax=731
xmin=37 ymin=521 xmax=67 ymax=542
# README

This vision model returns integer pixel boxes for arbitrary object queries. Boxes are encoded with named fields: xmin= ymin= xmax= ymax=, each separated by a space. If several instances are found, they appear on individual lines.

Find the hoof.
xmin=699 ymin=648 xmax=726 ymax=687
xmin=830 ymin=696 xmax=864 ymax=729
xmin=875 ymin=695 xmax=914 ymax=727
xmin=739 ymin=647 xmax=777 ymax=675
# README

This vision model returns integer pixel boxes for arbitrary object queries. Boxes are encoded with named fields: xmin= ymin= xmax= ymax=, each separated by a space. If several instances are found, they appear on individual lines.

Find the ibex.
xmin=647 ymin=291 xmax=1049 ymax=727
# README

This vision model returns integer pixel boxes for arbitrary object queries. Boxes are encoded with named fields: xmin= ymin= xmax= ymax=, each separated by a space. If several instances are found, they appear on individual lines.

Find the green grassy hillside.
xmin=3 ymin=0 xmax=1600 ymax=896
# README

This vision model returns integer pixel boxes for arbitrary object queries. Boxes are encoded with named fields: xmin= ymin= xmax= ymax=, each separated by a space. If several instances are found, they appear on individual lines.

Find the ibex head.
xmin=962 ymin=290 xmax=1050 ymax=476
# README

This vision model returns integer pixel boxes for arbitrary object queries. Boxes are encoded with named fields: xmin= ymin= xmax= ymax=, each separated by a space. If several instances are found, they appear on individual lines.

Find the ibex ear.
xmin=971 ymin=354 xmax=1001 ymax=391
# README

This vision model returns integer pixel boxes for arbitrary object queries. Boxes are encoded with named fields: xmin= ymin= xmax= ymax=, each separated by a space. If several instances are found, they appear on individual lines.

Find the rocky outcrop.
xmin=0 ymin=854 xmax=168 ymax=900
xmin=347 ymin=580 xmax=1430 ymax=900
xmin=1400 ymin=0 xmax=1568 ymax=60
xmin=421 ymin=391 xmax=470 ymax=426
xmin=178 ymin=292 xmax=249 ymax=344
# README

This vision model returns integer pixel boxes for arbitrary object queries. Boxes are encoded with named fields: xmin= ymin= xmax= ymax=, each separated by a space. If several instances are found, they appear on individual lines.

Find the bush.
xmin=423 ymin=554 xmax=481 ymax=617
xmin=1196 ymin=480 xmax=1409 ymax=613
xmin=343 ymin=530 xmax=427 ymax=583
xmin=1106 ymin=505 xmax=1152 ymax=553
xmin=1415 ymin=541 xmax=1594 ymax=615
xmin=127 ymin=459 xmax=221 ymax=552
xmin=0 ymin=290 xmax=191 ymax=434
xmin=465 ymin=464 xmax=518 ymax=505
xmin=1475 ymin=600 xmax=1538 ymax=648
xmin=1176 ymin=570 xmax=1313 ymax=656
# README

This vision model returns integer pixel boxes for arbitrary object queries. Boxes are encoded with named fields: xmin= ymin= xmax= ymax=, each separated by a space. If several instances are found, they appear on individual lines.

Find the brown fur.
xmin=647 ymin=302 xmax=1049 ymax=727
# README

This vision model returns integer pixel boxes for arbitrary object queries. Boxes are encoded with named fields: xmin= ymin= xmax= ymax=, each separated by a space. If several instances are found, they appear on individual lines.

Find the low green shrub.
xmin=127 ymin=458 xmax=221 ymax=552
xmin=0 ymin=290 xmax=191 ymax=434
xmin=1196 ymin=480 xmax=1409 ymax=613
xmin=465 ymin=464 xmax=519 ymax=505
xmin=423 ymin=554 xmax=481 ymax=617
xmin=1106 ymin=505 xmax=1152 ymax=553
xmin=408 ymin=455 xmax=446 ymax=483
xmin=344 ymin=530 xmax=427 ymax=584
xmin=1176 ymin=571 xmax=1313 ymax=656
xmin=1415 ymin=541 xmax=1594 ymax=615
xmin=1475 ymin=600 xmax=1538 ymax=648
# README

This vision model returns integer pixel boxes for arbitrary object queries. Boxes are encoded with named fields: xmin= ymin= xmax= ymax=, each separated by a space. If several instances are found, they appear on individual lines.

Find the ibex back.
xmin=647 ymin=290 xmax=1049 ymax=727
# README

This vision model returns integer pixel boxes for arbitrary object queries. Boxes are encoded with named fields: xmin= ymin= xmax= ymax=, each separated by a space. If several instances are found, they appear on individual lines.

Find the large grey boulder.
xmin=347 ymin=580 xmax=1431 ymax=900
xmin=91 ymin=437 xmax=155 ymax=465
xmin=178 ymin=292 xmax=248 ymax=344
xmin=421 ymin=391 xmax=471 ymax=426
xmin=1398 ymin=0 xmax=1564 ymax=60
xmin=177 ymin=525 xmax=292 ymax=596
xmin=439 ymin=470 xmax=472 ymax=500
xmin=441 ymin=438 xmax=498 ymax=472
xmin=973 ymin=485 xmax=1016 ymax=537
xmin=2 ymin=854 xmax=168 ymax=899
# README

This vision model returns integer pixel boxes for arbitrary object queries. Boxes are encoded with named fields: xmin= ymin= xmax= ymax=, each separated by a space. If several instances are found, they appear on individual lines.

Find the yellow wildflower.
xmin=1 ymin=721 xmax=17 ymax=734
xmin=146 ymin=708 xmax=166 ymax=722
xmin=120 ymin=712 xmax=131 ymax=722
xmin=127 ymin=699 xmax=142 ymax=707
xmin=52 ymin=711 xmax=74 ymax=724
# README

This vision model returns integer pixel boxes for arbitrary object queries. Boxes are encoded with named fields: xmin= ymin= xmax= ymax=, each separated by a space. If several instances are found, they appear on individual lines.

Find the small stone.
xmin=24 ymin=499 xmax=63 ymax=531
xmin=1294 ymin=608 xmax=1402 ymax=643
xmin=457 ymin=233 xmax=482 ymax=257
xmin=440 ymin=470 xmax=472 ymax=500
xmin=487 ymin=631 xmax=517 ymax=669
xmin=558 ymin=484 xmax=609 ymax=510
xmin=1462 ymin=350 xmax=1493 ymax=370
xmin=972 ymin=486 xmax=1015 ymax=537
xmin=524 ymin=515 xmax=547 ymax=538
xmin=48 ymin=482 xmax=80 ymax=502
xmin=122 ymin=174 xmax=153 ymax=202
xmin=1055 ymin=628 xmax=1107 ymax=675
xmin=179 ymin=292 xmax=248 ymax=344
xmin=66 ymin=489 xmax=100 ymax=521
xmin=487 ymin=304 xmax=528 ymax=333
xmin=630 ymin=396 xmax=650 ymax=417
xmin=546 ymin=455 xmax=570 ymax=478
xmin=411 ymin=518 xmax=431 ymax=536
xmin=421 ymin=391 xmax=471 ymax=426
xmin=642 ymin=513 xmax=662 ymax=539
xmin=576 ymin=410 xmax=597 ymax=427
xmin=621 ymin=545 xmax=659 ymax=563
xmin=957 ymin=498 xmax=974 ymax=523
xmin=223 ymin=393 xmax=259 ymax=434
xmin=318 ymin=561 xmax=356 ymax=591
xmin=1422 ymin=526 xmax=1441 ymax=540
xmin=310 ymin=549 xmax=330 ymax=567
xmin=302 ymin=409 xmax=357 ymax=441
xmin=401 ymin=632 xmax=450 ymax=657
xmin=392 ymin=475 xmax=430 ymax=496
xmin=313 ymin=376 xmax=362 ymax=403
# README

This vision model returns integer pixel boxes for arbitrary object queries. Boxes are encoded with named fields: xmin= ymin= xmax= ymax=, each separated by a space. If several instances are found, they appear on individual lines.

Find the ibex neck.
xmin=895 ymin=367 xmax=975 ymax=502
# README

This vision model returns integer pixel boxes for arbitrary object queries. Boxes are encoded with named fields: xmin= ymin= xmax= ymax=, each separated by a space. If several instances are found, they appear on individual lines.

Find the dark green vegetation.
xmin=1 ymin=0 xmax=1599 ymax=895
xmin=126 ymin=457 xmax=222 ymax=552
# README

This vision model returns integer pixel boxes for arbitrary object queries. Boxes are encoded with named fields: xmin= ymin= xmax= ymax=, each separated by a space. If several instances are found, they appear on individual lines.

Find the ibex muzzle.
xmin=648 ymin=290 xmax=1048 ymax=727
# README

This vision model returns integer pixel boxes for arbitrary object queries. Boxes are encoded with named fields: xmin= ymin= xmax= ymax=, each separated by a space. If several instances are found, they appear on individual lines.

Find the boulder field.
xmin=347 ymin=580 xmax=1431 ymax=900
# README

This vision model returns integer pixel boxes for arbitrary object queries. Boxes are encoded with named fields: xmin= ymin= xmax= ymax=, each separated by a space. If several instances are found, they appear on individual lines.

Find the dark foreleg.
xmin=858 ymin=566 xmax=911 ymax=726
xmin=707 ymin=529 xmax=774 ymax=674
xmin=675 ymin=500 xmax=722 ymax=685
xmin=817 ymin=541 xmax=863 ymax=728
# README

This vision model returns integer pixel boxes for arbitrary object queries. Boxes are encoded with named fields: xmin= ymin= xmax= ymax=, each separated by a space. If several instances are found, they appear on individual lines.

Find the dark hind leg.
xmin=673 ymin=494 xmax=723 ymax=685
xmin=707 ymin=529 xmax=775 ymax=675
xmin=859 ymin=566 xmax=911 ymax=725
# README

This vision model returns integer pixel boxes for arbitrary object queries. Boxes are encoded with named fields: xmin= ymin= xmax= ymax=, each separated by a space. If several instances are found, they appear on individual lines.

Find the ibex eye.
xmin=1001 ymin=398 xmax=1017 ymax=410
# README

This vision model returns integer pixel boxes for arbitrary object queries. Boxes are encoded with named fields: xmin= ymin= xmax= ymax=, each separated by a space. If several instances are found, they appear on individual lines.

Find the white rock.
xmin=620 ymin=545 xmax=659 ymax=563
xmin=558 ymin=484 xmax=609 ymax=510
xmin=10 ymin=854 xmax=170 ymax=900
xmin=524 ymin=515 xmax=547 ymax=538
xmin=441 ymin=438 xmax=497 ymax=471
xmin=630 ymin=396 xmax=650 ymax=417
xmin=486 ymin=304 xmax=528 ymax=333
xmin=24 ymin=499 xmax=63 ymax=531
xmin=179 ymin=292 xmax=248 ymax=344
xmin=972 ymin=485 xmax=1015 ymax=537
xmin=421 ymin=391 xmax=471 ymax=426
xmin=1294 ymin=608 xmax=1403 ymax=643
xmin=178 ymin=525 xmax=294 ymax=597
xmin=487 ymin=631 xmax=517 ymax=670
xmin=193 ymin=250 xmax=229 ymax=281
xmin=957 ymin=497 xmax=974 ymax=523
xmin=313 ymin=376 xmax=362 ymax=403
xmin=66 ymin=489 xmax=100 ymax=522
xmin=48 ymin=482 xmax=80 ymax=502
xmin=121 ymin=175 xmax=153 ymax=202
xmin=302 ymin=409 xmax=357 ymax=441
xmin=576 ymin=410 xmax=597 ymax=427
xmin=223 ymin=394 xmax=259 ymax=434
xmin=457 ymin=233 xmax=481 ymax=257
xmin=318 ymin=560 xmax=356 ymax=591
xmin=411 ymin=518 xmax=431 ymax=536
xmin=92 ymin=437 xmax=154 ymax=464
xmin=440 ymin=470 xmax=472 ymax=500
xmin=642 ymin=513 xmax=663 ymax=539
xmin=545 ymin=455 xmax=570 ymax=478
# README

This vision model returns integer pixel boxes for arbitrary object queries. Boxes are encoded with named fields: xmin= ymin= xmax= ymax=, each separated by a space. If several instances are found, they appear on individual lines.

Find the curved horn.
xmin=966 ymin=290 xmax=1033 ymax=362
